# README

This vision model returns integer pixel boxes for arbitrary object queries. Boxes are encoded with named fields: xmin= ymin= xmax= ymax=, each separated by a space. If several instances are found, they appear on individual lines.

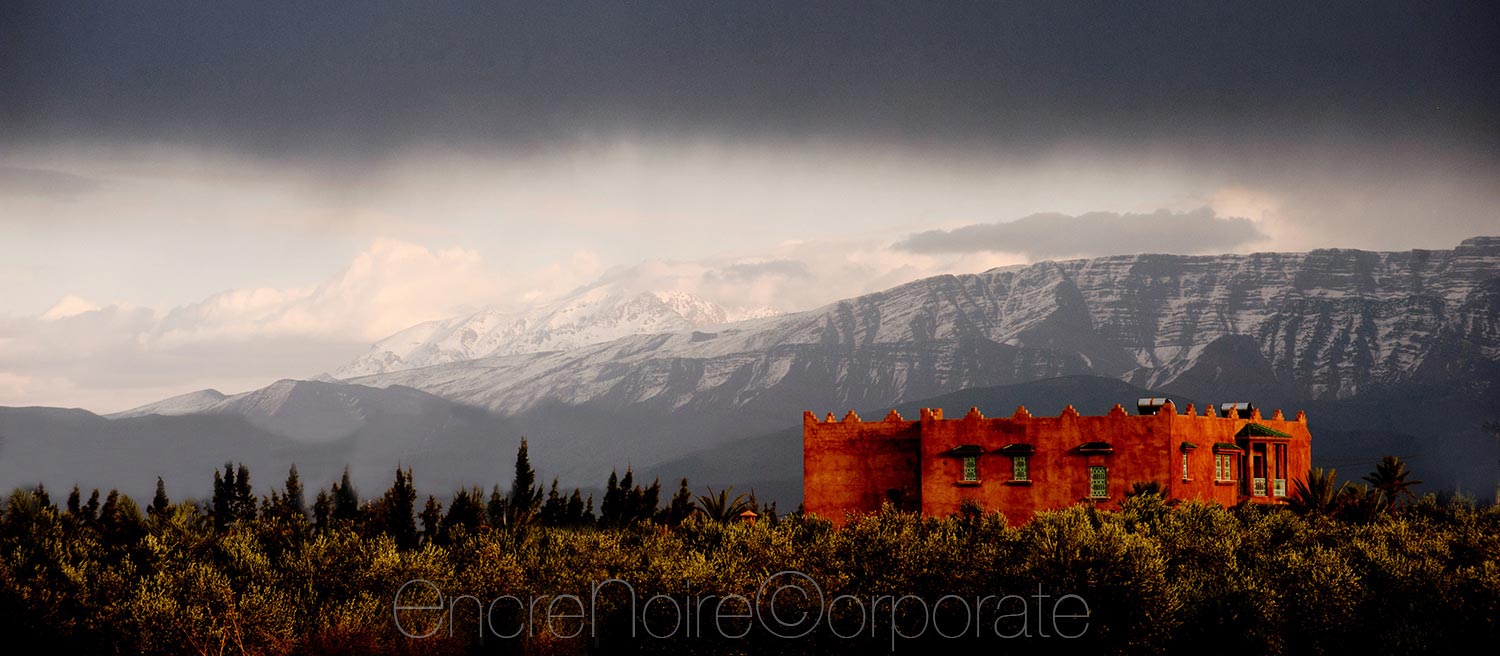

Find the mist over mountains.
xmin=334 ymin=285 xmax=780 ymax=378
xmin=2 ymin=238 xmax=1496 ymax=503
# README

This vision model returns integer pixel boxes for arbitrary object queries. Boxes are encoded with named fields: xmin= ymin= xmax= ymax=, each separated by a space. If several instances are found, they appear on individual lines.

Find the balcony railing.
xmin=1274 ymin=479 xmax=1287 ymax=497
xmin=1253 ymin=478 xmax=1267 ymax=496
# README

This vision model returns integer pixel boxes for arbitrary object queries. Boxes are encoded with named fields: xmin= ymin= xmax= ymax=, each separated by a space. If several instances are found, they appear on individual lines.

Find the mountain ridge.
xmin=349 ymin=237 xmax=1500 ymax=416
xmin=333 ymin=285 xmax=780 ymax=378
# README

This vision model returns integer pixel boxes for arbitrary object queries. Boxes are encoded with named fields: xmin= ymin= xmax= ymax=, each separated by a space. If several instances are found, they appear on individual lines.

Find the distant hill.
xmin=0 ymin=381 xmax=523 ymax=501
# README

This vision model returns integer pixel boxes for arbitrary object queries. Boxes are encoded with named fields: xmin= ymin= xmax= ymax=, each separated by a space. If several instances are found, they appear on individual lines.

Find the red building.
xmin=803 ymin=399 xmax=1311 ymax=526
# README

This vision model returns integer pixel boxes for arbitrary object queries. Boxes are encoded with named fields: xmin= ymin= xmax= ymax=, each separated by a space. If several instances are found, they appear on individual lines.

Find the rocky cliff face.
xmin=352 ymin=238 xmax=1500 ymax=417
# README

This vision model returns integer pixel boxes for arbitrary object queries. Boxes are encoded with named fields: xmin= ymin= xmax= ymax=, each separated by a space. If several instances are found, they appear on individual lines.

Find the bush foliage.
xmin=1 ymin=458 xmax=1497 ymax=654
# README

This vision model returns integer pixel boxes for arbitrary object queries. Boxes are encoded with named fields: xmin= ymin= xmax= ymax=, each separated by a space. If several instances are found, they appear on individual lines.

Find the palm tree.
xmin=1290 ymin=467 xmax=1347 ymax=515
xmin=1340 ymin=482 xmax=1389 ymax=522
xmin=694 ymin=486 xmax=752 ymax=523
xmin=1363 ymin=455 xmax=1422 ymax=509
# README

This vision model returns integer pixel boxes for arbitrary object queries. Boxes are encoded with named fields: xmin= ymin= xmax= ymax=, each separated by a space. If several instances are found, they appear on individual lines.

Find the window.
xmin=1012 ymin=455 xmax=1029 ymax=482
xmin=962 ymin=456 xmax=978 ymax=482
xmin=1089 ymin=466 xmax=1107 ymax=499
xmin=1215 ymin=454 xmax=1235 ymax=482
xmin=1182 ymin=453 xmax=1190 ymax=481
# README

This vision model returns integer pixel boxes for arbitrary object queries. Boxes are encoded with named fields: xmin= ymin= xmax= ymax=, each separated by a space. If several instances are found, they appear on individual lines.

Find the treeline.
xmin=0 ymin=448 xmax=1496 ymax=655
xmin=68 ymin=438 xmax=772 ymax=549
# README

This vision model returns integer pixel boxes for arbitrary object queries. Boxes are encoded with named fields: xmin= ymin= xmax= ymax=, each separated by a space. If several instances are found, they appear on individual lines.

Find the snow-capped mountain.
xmin=109 ymin=388 xmax=228 ymax=418
xmin=351 ymin=237 xmax=1500 ymax=416
xmin=333 ymin=286 xmax=770 ymax=378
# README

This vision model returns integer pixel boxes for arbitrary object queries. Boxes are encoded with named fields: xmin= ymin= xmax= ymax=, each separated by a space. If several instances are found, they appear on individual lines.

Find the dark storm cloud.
xmin=896 ymin=209 xmax=1267 ymax=259
xmin=1 ymin=1 xmax=1496 ymax=158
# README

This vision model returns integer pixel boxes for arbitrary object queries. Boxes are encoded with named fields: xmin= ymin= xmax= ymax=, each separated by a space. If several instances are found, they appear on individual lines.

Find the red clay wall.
xmin=803 ymin=410 xmax=922 ymax=523
xmin=918 ymin=404 xmax=1174 ymax=525
xmin=1167 ymin=405 xmax=1312 ymax=507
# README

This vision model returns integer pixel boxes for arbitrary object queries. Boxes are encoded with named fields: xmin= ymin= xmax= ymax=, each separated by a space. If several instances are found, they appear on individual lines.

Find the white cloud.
xmin=571 ymin=236 xmax=1030 ymax=315
xmin=894 ymin=208 xmax=1269 ymax=259
xmin=39 ymin=294 xmax=102 ymax=320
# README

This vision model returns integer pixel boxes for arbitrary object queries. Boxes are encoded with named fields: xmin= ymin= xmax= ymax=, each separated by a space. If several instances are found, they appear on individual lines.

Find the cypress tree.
xmin=212 ymin=463 xmax=233 ymax=529
xmin=234 ymin=463 xmax=255 ymax=522
xmin=262 ymin=491 xmax=280 ymax=520
xmin=333 ymin=467 xmax=358 ymax=521
xmin=67 ymin=485 xmax=82 ymax=516
xmin=443 ymin=487 xmax=486 ymax=542
xmin=83 ymin=489 xmax=100 ymax=525
xmin=618 ymin=468 xmax=645 ymax=525
xmin=100 ymin=490 xmax=120 ymax=523
xmin=565 ymin=488 xmax=585 ymax=526
xmin=614 ymin=469 xmax=637 ymax=526
xmin=284 ymin=464 xmax=306 ymax=519
xmin=601 ymin=470 xmax=621 ymax=526
xmin=486 ymin=485 xmax=508 ymax=528
xmin=540 ymin=478 xmax=565 ymax=526
xmin=150 ymin=477 xmax=170 ymax=517
xmin=620 ymin=469 xmax=635 ymax=506
xmin=638 ymin=478 xmax=661 ymax=523
xmin=666 ymin=478 xmax=695 ymax=525
xmin=508 ymin=438 xmax=541 ymax=515
xmin=98 ymin=490 xmax=145 ymax=546
xmin=384 ymin=467 xmax=418 ymax=550
xmin=313 ymin=490 xmax=332 ymax=530
xmin=420 ymin=495 xmax=443 ymax=543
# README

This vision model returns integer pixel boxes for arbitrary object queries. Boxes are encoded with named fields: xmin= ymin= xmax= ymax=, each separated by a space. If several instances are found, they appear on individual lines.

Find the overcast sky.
xmin=1 ymin=1 xmax=1497 ymax=411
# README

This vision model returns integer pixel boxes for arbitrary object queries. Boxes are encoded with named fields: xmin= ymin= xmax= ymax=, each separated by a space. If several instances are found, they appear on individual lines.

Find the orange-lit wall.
xmin=803 ymin=410 xmax=922 ymax=521
xmin=804 ymin=402 xmax=1312 ymax=526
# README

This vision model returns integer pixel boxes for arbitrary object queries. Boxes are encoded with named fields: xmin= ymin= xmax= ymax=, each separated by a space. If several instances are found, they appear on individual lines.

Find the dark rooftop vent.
xmin=1219 ymin=402 xmax=1255 ymax=416
xmin=1137 ymin=397 xmax=1173 ymax=415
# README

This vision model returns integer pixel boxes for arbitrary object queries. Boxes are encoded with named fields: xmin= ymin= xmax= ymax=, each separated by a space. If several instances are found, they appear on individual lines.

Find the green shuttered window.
xmin=1089 ymin=466 xmax=1107 ymax=498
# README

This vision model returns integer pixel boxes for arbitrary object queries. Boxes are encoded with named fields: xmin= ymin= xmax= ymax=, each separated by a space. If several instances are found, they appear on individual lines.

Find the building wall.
xmin=804 ymin=401 xmax=1312 ymax=526
xmin=1166 ymin=405 xmax=1313 ymax=507
xmin=918 ymin=404 xmax=1176 ymax=525
xmin=803 ymin=410 xmax=922 ymax=521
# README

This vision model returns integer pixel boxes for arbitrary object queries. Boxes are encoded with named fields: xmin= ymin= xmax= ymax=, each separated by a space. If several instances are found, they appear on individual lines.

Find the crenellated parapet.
xmin=805 ymin=403 xmax=1313 ymax=436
